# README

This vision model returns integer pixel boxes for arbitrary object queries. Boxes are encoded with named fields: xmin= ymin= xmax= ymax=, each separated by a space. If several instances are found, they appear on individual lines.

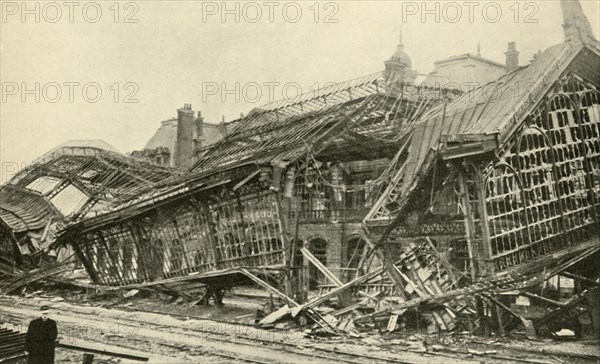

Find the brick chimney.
xmin=218 ymin=115 xmax=228 ymax=136
xmin=505 ymin=42 xmax=519 ymax=72
xmin=193 ymin=111 xmax=204 ymax=153
xmin=174 ymin=104 xmax=195 ymax=168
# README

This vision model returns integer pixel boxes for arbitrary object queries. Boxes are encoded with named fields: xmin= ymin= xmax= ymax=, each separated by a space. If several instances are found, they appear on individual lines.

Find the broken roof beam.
xmin=301 ymin=248 xmax=377 ymax=302
xmin=197 ymin=101 xmax=372 ymax=174
xmin=290 ymin=267 xmax=386 ymax=317
xmin=301 ymin=248 xmax=342 ymax=286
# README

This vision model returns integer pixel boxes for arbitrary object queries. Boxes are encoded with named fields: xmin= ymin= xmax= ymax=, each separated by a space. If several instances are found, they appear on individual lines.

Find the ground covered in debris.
xmin=1 ymin=279 xmax=598 ymax=364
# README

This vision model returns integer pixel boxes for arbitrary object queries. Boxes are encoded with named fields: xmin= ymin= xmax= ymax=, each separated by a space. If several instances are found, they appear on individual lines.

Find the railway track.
xmin=1 ymin=309 xmax=406 ymax=364
xmin=107 ymin=306 xmax=415 ymax=363
xmin=0 ymin=296 xmax=489 ymax=363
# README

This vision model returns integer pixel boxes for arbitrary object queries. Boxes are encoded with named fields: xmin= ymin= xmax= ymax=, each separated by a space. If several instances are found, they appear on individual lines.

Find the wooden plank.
xmin=259 ymin=304 xmax=291 ymax=325
xmin=244 ymin=270 xmax=335 ymax=332
xmin=440 ymin=133 xmax=497 ymax=143
xmin=387 ymin=313 xmax=399 ymax=332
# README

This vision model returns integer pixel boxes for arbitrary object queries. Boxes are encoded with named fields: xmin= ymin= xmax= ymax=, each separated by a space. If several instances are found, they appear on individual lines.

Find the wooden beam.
xmin=300 ymin=248 xmax=342 ymax=286
xmin=534 ymin=289 xmax=592 ymax=327
xmin=482 ymin=293 xmax=522 ymax=333
xmin=473 ymin=166 xmax=494 ymax=275
xmin=273 ymin=193 xmax=293 ymax=298
xmin=522 ymin=292 xmax=565 ymax=307
xmin=71 ymin=241 xmax=100 ymax=283
xmin=290 ymin=267 xmax=384 ymax=317
xmin=440 ymin=133 xmax=498 ymax=144
xmin=239 ymin=268 xmax=298 ymax=307
xmin=232 ymin=169 xmax=261 ymax=191
xmin=159 ymin=284 xmax=195 ymax=301
xmin=457 ymin=168 xmax=477 ymax=280
xmin=301 ymin=247 xmax=375 ymax=305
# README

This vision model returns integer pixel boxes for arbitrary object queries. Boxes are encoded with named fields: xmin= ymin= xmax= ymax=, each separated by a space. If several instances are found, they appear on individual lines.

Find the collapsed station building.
xmin=1 ymin=0 xmax=598 ymax=338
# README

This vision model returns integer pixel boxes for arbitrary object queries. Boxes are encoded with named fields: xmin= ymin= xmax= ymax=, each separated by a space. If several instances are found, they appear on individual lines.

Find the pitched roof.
xmin=432 ymin=53 xmax=505 ymax=68
xmin=392 ymin=41 xmax=599 ymax=210
xmin=143 ymin=118 xmax=178 ymax=151
xmin=423 ymin=53 xmax=507 ymax=88
xmin=185 ymin=72 xmax=384 ymax=175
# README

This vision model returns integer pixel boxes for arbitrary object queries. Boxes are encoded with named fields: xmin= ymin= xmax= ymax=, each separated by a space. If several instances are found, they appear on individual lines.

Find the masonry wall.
xmin=294 ymin=222 xmax=366 ymax=285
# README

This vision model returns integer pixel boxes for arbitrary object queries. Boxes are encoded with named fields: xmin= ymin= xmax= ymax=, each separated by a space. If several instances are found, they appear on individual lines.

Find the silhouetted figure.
xmin=25 ymin=305 xmax=57 ymax=364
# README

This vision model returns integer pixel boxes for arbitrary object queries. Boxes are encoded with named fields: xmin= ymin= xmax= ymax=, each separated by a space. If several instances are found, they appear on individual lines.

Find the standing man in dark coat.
xmin=25 ymin=305 xmax=58 ymax=364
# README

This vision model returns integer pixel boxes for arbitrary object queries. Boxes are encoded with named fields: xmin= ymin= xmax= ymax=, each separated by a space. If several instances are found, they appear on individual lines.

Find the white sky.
xmin=1 ymin=0 xmax=599 ymax=182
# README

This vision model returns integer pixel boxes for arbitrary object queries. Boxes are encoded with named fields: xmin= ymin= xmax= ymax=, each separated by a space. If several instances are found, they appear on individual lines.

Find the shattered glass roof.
xmin=0 ymin=185 xmax=61 ymax=233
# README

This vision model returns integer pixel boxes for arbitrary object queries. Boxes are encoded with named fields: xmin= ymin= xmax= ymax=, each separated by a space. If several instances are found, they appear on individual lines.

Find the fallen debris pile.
xmin=256 ymin=238 xmax=599 ymax=344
